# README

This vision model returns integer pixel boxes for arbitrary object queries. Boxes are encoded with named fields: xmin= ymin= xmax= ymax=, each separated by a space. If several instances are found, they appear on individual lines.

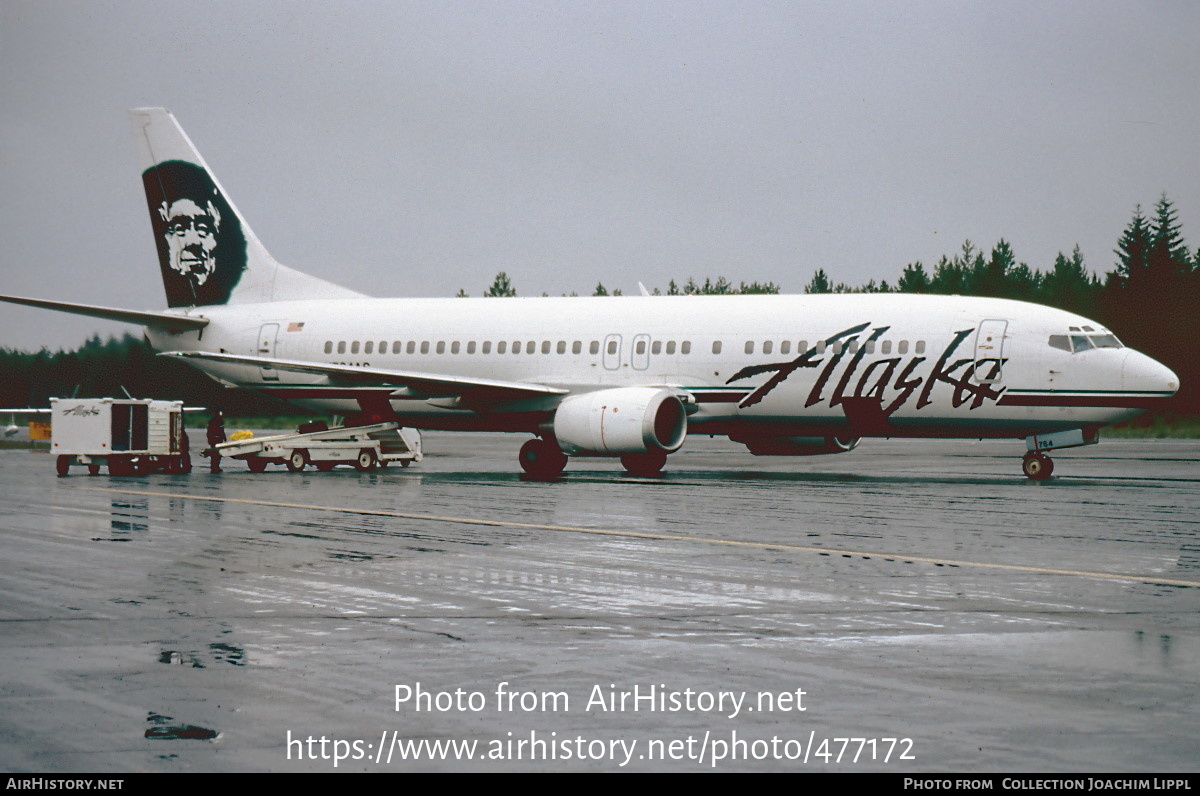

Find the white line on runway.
xmin=84 ymin=486 xmax=1200 ymax=589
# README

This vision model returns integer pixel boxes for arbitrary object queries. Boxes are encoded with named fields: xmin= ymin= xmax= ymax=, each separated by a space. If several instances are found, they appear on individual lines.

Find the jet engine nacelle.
xmin=553 ymin=387 xmax=687 ymax=456
xmin=737 ymin=435 xmax=861 ymax=456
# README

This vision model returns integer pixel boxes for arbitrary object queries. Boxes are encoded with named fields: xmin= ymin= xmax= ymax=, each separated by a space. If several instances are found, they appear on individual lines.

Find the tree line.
xmin=0 ymin=334 xmax=301 ymax=417
xmin=463 ymin=195 xmax=1196 ymax=417
xmin=3 ymin=195 xmax=1194 ymax=417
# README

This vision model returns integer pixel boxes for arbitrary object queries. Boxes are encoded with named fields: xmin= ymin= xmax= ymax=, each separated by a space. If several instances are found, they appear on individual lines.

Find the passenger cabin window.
xmin=898 ymin=341 xmax=908 ymax=354
xmin=915 ymin=341 xmax=926 ymax=354
xmin=606 ymin=340 xmax=617 ymax=355
xmin=763 ymin=340 xmax=773 ymax=355
xmin=572 ymin=341 xmax=582 ymax=354
xmin=407 ymin=341 xmax=416 ymax=354
xmin=467 ymin=341 xmax=476 ymax=354
xmin=681 ymin=341 xmax=691 ymax=355
xmin=526 ymin=341 xmax=535 ymax=354
xmin=482 ymin=341 xmax=492 ymax=354
xmin=712 ymin=341 xmax=722 ymax=355
xmin=745 ymin=341 xmax=754 ymax=354
xmin=590 ymin=341 xmax=600 ymax=355
xmin=393 ymin=342 xmax=402 ymax=354
xmin=542 ymin=341 xmax=551 ymax=354
xmin=324 ymin=341 xmax=333 ymax=354
xmin=780 ymin=341 xmax=790 ymax=355
xmin=666 ymin=341 xmax=676 ymax=355
xmin=652 ymin=341 xmax=662 ymax=355
xmin=420 ymin=341 xmax=429 ymax=354
xmin=498 ymin=341 xmax=507 ymax=354
xmin=881 ymin=340 xmax=891 ymax=354
xmin=364 ymin=341 xmax=374 ymax=354
xmin=451 ymin=341 xmax=460 ymax=354
xmin=351 ymin=341 xmax=360 ymax=354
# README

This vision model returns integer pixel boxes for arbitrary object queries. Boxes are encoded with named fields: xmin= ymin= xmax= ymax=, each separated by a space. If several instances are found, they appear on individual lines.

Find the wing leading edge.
xmin=161 ymin=350 xmax=568 ymax=407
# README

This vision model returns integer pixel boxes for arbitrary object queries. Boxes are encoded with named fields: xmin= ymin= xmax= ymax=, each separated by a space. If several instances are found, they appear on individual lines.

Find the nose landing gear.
xmin=1021 ymin=452 xmax=1054 ymax=480
xmin=1021 ymin=428 xmax=1098 ymax=480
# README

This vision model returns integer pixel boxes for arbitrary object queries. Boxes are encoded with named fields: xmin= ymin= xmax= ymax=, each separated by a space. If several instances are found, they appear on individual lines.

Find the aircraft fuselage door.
xmin=258 ymin=323 xmax=279 ymax=381
xmin=602 ymin=334 xmax=622 ymax=371
xmin=631 ymin=334 xmax=650 ymax=370
xmin=973 ymin=319 xmax=1007 ymax=384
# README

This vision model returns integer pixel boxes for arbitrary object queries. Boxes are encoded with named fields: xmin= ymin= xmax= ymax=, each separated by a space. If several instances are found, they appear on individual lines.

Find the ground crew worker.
xmin=205 ymin=411 xmax=226 ymax=473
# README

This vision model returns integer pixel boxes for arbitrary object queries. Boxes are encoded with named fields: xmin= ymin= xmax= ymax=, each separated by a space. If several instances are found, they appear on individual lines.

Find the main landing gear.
xmin=517 ymin=437 xmax=672 ymax=478
xmin=1021 ymin=452 xmax=1054 ymax=481
xmin=620 ymin=450 xmax=667 ymax=477
xmin=518 ymin=437 xmax=568 ymax=479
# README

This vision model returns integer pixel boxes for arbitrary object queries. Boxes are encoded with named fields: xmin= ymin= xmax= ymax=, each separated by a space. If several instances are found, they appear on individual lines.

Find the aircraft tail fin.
xmin=130 ymin=108 xmax=364 ymax=308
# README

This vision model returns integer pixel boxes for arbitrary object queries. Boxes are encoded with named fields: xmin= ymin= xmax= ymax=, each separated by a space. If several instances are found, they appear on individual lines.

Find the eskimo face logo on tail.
xmin=142 ymin=160 xmax=246 ymax=307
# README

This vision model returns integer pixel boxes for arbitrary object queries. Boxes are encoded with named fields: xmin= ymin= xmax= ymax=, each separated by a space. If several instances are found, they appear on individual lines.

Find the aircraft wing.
xmin=0 ymin=294 xmax=209 ymax=331
xmin=161 ymin=351 xmax=569 ymax=405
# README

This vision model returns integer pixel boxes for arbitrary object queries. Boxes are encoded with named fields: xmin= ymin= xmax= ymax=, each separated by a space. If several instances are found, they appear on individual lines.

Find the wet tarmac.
xmin=0 ymin=433 xmax=1197 ymax=772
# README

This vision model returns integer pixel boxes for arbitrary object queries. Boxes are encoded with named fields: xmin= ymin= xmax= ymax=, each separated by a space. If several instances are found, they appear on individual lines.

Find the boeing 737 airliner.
xmin=0 ymin=109 xmax=1179 ymax=479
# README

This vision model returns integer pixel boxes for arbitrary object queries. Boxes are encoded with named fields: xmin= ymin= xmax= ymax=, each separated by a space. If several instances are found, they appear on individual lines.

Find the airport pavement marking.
xmin=83 ymin=486 xmax=1200 ymax=589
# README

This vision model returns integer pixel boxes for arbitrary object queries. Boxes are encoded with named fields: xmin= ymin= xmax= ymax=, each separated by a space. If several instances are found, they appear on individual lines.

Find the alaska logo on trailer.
xmin=142 ymin=160 xmax=246 ymax=307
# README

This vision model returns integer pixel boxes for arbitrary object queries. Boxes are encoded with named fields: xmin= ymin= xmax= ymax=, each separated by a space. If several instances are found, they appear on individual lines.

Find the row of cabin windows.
xmin=322 ymin=338 xmax=928 ymax=357
xmin=738 ymin=339 xmax=926 ymax=356
xmin=323 ymin=339 xmax=693 ymax=356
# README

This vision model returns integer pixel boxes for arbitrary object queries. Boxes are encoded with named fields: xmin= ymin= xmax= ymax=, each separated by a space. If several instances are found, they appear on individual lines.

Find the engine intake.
xmin=553 ymin=387 xmax=687 ymax=455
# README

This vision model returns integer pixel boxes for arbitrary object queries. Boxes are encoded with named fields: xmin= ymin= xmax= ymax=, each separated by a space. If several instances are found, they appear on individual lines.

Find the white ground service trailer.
xmin=216 ymin=422 xmax=422 ymax=473
xmin=51 ymin=398 xmax=189 ymax=476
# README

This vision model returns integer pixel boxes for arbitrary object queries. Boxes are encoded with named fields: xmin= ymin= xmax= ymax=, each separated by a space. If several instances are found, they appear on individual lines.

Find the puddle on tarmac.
xmin=144 ymin=712 xmax=218 ymax=741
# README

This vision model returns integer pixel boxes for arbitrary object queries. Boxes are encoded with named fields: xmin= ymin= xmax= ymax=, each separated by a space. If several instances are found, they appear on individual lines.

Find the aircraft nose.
xmin=1121 ymin=350 xmax=1179 ymax=396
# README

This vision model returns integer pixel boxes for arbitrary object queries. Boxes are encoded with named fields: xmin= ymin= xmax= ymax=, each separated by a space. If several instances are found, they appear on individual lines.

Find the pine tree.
xmin=484 ymin=272 xmax=517 ymax=297
xmin=1042 ymin=246 xmax=1097 ymax=317
xmin=1111 ymin=205 xmax=1151 ymax=290
xmin=804 ymin=269 xmax=832 ymax=294
xmin=897 ymin=262 xmax=931 ymax=293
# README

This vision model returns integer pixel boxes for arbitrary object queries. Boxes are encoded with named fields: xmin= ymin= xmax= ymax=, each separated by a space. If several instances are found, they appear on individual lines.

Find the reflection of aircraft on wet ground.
xmin=0 ymin=109 xmax=1179 ymax=479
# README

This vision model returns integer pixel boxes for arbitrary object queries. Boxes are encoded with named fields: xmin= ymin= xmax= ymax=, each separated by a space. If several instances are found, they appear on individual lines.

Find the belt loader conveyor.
xmin=216 ymin=422 xmax=422 ymax=473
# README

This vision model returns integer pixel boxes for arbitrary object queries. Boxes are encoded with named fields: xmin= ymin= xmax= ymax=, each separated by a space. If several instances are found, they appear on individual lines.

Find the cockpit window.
xmin=1049 ymin=331 xmax=1123 ymax=353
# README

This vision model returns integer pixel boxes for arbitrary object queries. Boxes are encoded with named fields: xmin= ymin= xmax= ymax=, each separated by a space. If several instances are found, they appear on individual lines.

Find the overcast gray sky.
xmin=2 ymin=0 xmax=1198 ymax=351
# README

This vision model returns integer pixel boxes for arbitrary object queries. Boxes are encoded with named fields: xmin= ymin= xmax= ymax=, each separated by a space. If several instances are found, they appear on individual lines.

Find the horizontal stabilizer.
xmin=161 ymin=351 xmax=568 ymax=403
xmin=0 ymin=294 xmax=209 ymax=331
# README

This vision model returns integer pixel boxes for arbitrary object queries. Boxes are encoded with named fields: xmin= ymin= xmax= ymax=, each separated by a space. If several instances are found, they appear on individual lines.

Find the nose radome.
xmin=1122 ymin=350 xmax=1179 ymax=395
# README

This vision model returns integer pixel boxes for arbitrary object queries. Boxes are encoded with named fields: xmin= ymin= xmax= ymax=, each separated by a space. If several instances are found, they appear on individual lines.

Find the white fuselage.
xmin=148 ymin=292 xmax=1176 ymax=441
